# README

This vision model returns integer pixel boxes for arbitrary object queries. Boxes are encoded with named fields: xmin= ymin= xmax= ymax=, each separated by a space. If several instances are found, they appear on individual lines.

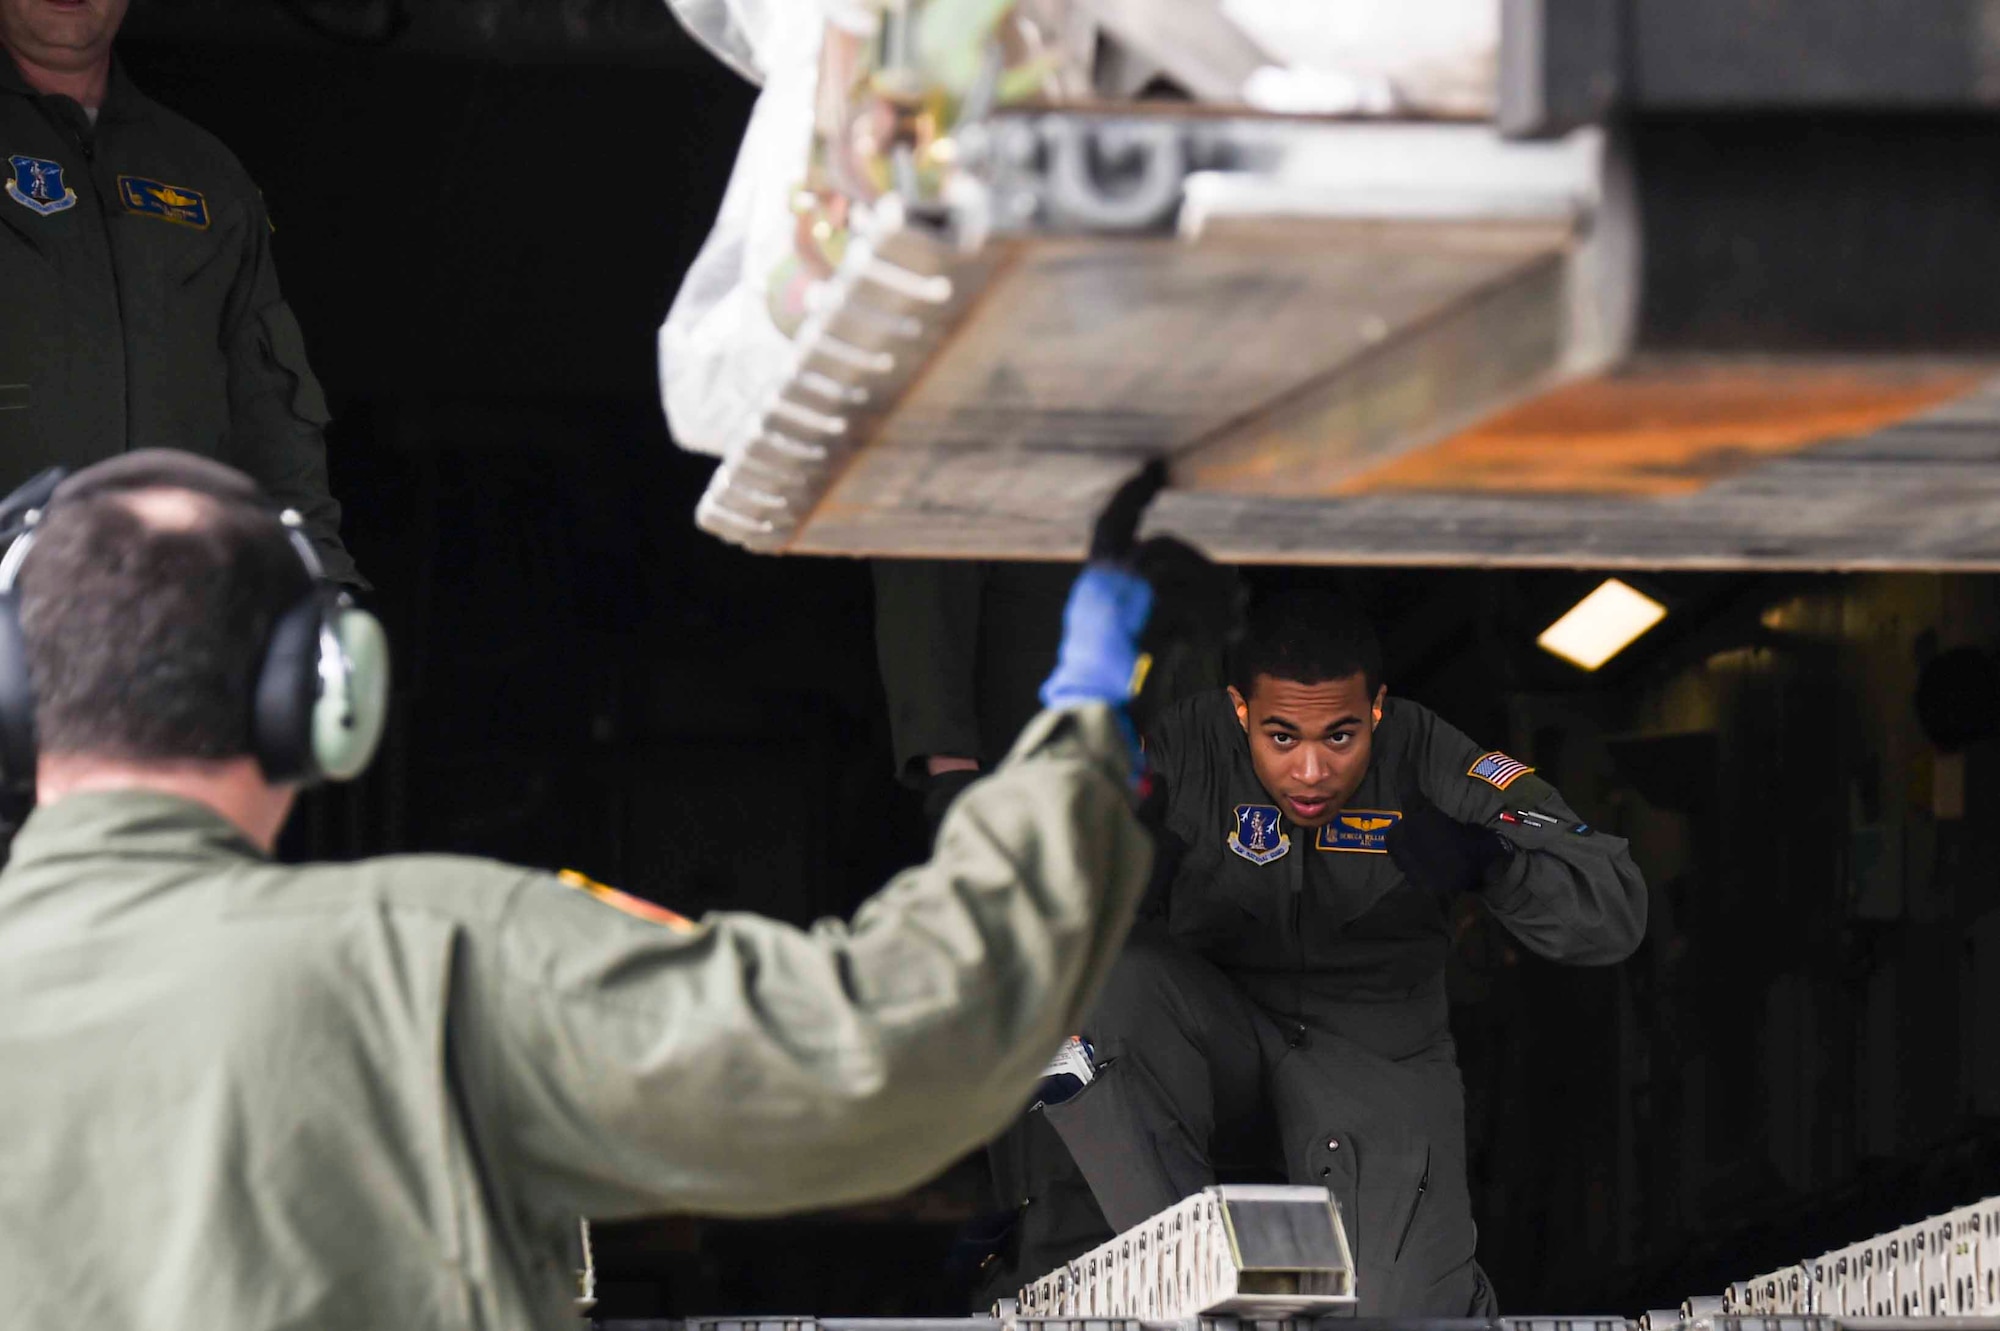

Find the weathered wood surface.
xmin=791 ymin=371 xmax=2000 ymax=570
xmin=1330 ymin=359 xmax=1983 ymax=496
xmin=800 ymin=223 xmax=1569 ymax=557
xmin=772 ymin=207 xmax=2000 ymax=572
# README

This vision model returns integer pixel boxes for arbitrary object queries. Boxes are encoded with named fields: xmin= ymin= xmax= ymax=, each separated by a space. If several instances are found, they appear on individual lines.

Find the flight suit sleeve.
xmin=872 ymin=559 xmax=987 ymax=785
xmin=465 ymin=701 xmax=1153 ymax=1222
xmin=220 ymin=188 xmax=366 ymax=588
xmin=1410 ymin=706 xmax=1647 ymax=965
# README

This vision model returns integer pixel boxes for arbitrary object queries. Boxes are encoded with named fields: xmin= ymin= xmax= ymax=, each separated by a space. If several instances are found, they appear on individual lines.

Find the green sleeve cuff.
xmin=1004 ymin=702 xmax=1134 ymax=789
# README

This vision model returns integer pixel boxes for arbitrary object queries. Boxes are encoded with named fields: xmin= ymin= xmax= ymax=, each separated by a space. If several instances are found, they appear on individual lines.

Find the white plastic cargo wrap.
xmin=654 ymin=1 xmax=1602 ymax=563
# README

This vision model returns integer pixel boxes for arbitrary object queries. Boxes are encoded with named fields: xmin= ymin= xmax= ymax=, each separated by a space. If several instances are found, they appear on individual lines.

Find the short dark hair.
xmin=1227 ymin=590 xmax=1383 ymax=698
xmin=19 ymin=490 xmax=311 ymax=761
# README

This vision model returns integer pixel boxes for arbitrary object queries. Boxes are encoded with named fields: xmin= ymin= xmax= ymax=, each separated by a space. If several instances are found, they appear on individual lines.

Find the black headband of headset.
xmin=0 ymin=450 xmax=308 ymax=588
xmin=49 ymin=450 xmax=268 ymax=510
xmin=0 ymin=451 xmax=272 ymax=550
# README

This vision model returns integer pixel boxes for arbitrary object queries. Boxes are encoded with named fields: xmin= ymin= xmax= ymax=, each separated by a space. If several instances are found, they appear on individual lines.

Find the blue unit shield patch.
xmin=117 ymin=175 xmax=211 ymax=229
xmin=6 ymin=155 xmax=76 ymax=216
xmin=1316 ymin=808 xmax=1403 ymax=853
xmin=1228 ymin=803 xmax=1290 ymax=865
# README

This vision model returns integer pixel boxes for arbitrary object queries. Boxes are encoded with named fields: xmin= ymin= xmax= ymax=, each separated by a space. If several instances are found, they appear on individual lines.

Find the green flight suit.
xmin=872 ymin=559 xmax=1076 ymax=787
xmin=0 ymin=703 xmax=1149 ymax=1330
xmin=0 ymin=56 xmax=359 ymax=584
xmin=1021 ymin=691 xmax=1647 ymax=1314
xmin=872 ymin=559 xmax=1223 ymax=790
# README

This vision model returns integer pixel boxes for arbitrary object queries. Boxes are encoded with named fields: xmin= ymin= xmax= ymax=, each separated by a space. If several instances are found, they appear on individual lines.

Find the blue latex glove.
xmin=1040 ymin=564 xmax=1154 ymax=710
xmin=1040 ymin=563 xmax=1154 ymax=773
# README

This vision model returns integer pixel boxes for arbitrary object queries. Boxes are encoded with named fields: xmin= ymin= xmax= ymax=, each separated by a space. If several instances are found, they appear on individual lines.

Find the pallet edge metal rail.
xmin=1673 ymin=1197 xmax=2000 ymax=1322
xmin=600 ymin=1311 xmax=2000 ymax=1319
xmin=589 ymin=1188 xmax=2000 ymax=1328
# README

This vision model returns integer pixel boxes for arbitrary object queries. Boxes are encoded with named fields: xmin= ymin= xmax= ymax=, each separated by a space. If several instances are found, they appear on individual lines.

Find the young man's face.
xmin=1229 ymin=671 xmax=1385 ymax=829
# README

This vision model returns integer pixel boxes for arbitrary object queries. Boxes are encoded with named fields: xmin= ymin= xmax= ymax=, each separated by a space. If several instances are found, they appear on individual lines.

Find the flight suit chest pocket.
xmin=104 ymin=201 xmax=232 ymax=307
xmin=1167 ymin=834 xmax=1286 ymax=952
xmin=153 ymin=222 xmax=233 ymax=289
xmin=1302 ymin=850 xmax=1407 ymax=935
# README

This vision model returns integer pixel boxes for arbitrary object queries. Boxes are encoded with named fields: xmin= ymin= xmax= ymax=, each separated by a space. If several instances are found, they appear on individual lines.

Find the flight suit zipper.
xmin=24 ymin=94 xmax=127 ymax=455
xmin=29 ymin=93 xmax=128 ymax=455
xmin=67 ymin=112 xmax=134 ymax=451
xmin=1287 ymin=835 xmax=1308 ymax=1047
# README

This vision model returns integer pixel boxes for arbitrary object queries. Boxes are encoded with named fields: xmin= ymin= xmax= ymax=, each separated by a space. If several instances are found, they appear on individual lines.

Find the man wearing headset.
xmin=0 ymin=450 xmax=1186 ymax=1329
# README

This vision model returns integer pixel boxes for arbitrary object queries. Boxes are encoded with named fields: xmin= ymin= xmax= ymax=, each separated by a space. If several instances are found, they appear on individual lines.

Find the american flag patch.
xmin=1468 ymin=752 xmax=1534 ymax=790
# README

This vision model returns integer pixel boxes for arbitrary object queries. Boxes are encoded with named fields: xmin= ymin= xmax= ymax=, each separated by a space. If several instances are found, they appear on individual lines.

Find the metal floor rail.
xmin=596 ymin=1321 xmax=1629 ymax=1331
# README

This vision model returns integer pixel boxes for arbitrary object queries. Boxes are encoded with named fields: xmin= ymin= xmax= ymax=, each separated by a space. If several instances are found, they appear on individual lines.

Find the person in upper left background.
xmin=0 ymin=0 xmax=362 ymax=585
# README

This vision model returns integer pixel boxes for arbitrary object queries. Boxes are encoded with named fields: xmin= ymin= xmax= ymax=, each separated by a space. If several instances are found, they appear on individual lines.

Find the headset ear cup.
xmin=253 ymin=597 xmax=322 ymax=783
xmin=314 ymin=607 xmax=389 ymax=783
xmin=0 ymin=594 xmax=35 ymax=791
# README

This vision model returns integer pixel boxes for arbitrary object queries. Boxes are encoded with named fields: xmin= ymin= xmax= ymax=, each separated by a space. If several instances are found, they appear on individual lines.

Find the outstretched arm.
xmin=469 ymin=702 xmax=1151 ymax=1221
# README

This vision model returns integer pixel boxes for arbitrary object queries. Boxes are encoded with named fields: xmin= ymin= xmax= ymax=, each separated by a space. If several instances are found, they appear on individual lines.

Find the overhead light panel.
xmin=1537 ymin=578 xmax=1667 ymax=670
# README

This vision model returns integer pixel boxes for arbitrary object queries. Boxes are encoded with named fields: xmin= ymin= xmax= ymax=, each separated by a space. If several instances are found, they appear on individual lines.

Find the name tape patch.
xmin=117 ymin=175 xmax=210 ymax=229
xmin=1468 ymin=751 xmax=1534 ymax=791
xmin=1315 ymin=808 xmax=1403 ymax=853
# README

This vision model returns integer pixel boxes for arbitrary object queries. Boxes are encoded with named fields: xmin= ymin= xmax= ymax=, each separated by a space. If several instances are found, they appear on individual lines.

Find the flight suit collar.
xmin=0 ymin=49 xmax=151 ymax=124
xmin=0 ymin=49 xmax=31 ymax=99
xmin=4 ymin=789 xmax=269 ymax=879
xmin=97 ymin=58 xmax=154 ymax=125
